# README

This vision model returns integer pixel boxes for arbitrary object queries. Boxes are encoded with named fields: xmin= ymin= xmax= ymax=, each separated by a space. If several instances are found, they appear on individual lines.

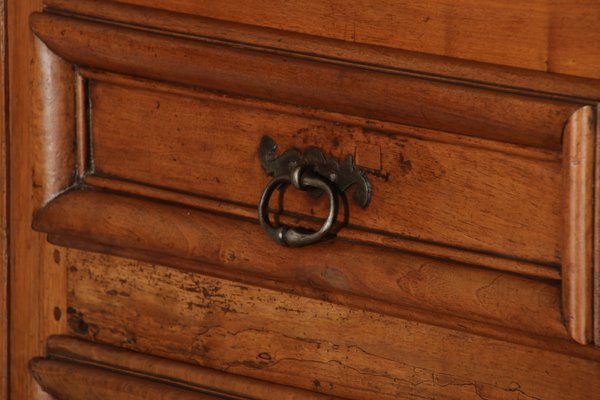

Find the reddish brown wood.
xmin=45 ymin=335 xmax=345 ymax=400
xmin=65 ymin=0 xmax=600 ymax=80
xmin=42 ymin=0 xmax=600 ymax=101
xmin=562 ymin=106 xmax=596 ymax=344
xmin=29 ymin=12 xmax=581 ymax=151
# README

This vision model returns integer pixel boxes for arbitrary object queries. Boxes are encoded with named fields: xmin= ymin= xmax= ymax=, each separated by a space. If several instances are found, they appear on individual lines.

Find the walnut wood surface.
xmin=29 ymin=11 xmax=581 ymax=150
xmin=87 ymin=75 xmax=563 ymax=266
xmin=64 ymin=249 xmax=600 ymax=400
xmin=85 ymin=0 xmax=600 ymax=80
xmin=43 ymin=335 xmax=344 ymax=400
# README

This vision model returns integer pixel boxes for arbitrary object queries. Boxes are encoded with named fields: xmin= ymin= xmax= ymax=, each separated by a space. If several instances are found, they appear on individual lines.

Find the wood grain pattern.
xmin=30 ymin=358 xmax=239 ymax=400
xmin=29 ymin=11 xmax=581 ymax=150
xmin=84 ymin=0 xmax=600 ymax=79
xmin=64 ymin=249 xmax=600 ymax=400
xmin=44 ymin=335 xmax=345 ymax=400
xmin=41 ymin=0 xmax=600 ymax=102
xmin=34 ymin=189 xmax=568 ymax=340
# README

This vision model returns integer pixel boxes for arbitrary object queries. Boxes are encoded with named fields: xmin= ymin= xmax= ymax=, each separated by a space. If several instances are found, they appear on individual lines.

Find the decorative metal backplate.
xmin=258 ymin=135 xmax=372 ymax=207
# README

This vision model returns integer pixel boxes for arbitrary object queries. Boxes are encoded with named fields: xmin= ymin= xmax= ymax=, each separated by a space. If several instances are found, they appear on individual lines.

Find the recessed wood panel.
xmin=89 ymin=77 xmax=563 ymax=265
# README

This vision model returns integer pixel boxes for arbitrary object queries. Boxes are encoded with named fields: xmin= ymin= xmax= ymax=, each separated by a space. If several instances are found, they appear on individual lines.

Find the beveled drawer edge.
xmin=31 ymin=335 xmax=341 ymax=400
xmin=33 ymin=188 xmax=568 ymax=342
xmin=43 ymin=0 xmax=600 ymax=103
xmin=29 ymin=11 xmax=579 ymax=151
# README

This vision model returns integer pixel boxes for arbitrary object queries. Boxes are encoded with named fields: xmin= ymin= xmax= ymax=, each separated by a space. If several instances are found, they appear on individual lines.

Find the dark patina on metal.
xmin=258 ymin=135 xmax=372 ymax=208
xmin=257 ymin=135 xmax=371 ymax=247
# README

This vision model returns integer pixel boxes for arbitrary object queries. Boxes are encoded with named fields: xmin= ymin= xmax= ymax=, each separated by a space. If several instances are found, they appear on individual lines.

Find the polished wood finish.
xmin=64 ymin=249 xmax=600 ymax=400
xmin=83 ymin=0 xmax=600 ymax=79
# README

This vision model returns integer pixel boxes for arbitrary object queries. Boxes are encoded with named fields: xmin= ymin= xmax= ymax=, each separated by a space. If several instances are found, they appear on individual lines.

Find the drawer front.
xmin=30 ymin=0 xmax=598 ymax=357
xmin=88 ymin=77 xmax=562 ymax=265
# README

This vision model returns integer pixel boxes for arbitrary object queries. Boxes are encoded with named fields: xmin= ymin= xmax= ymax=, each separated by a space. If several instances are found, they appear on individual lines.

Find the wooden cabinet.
xmin=3 ymin=1 xmax=600 ymax=399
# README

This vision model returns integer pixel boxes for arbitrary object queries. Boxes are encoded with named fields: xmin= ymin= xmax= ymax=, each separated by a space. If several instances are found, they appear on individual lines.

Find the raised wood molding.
xmin=32 ymin=335 xmax=344 ymax=400
xmin=34 ymin=189 xmax=568 ymax=341
xmin=562 ymin=106 xmax=596 ymax=344
xmin=46 ymin=0 xmax=600 ymax=81
xmin=29 ymin=12 xmax=580 ymax=151
xmin=27 ymin=2 xmax=600 ymax=347
xmin=42 ymin=0 xmax=600 ymax=102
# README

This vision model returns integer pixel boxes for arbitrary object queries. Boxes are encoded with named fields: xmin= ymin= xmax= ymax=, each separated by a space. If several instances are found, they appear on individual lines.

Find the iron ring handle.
xmin=258 ymin=167 xmax=338 ymax=247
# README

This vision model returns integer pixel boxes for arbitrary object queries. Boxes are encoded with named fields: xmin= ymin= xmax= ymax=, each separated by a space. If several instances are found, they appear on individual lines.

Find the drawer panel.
xmin=89 ymin=77 xmax=562 ymax=265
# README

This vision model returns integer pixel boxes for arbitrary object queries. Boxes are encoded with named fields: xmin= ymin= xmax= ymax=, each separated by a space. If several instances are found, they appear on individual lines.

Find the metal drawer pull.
xmin=258 ymin=136 xmax=372 ymax=247
xmin=258 ymin=166 xmax=338 ymax=247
